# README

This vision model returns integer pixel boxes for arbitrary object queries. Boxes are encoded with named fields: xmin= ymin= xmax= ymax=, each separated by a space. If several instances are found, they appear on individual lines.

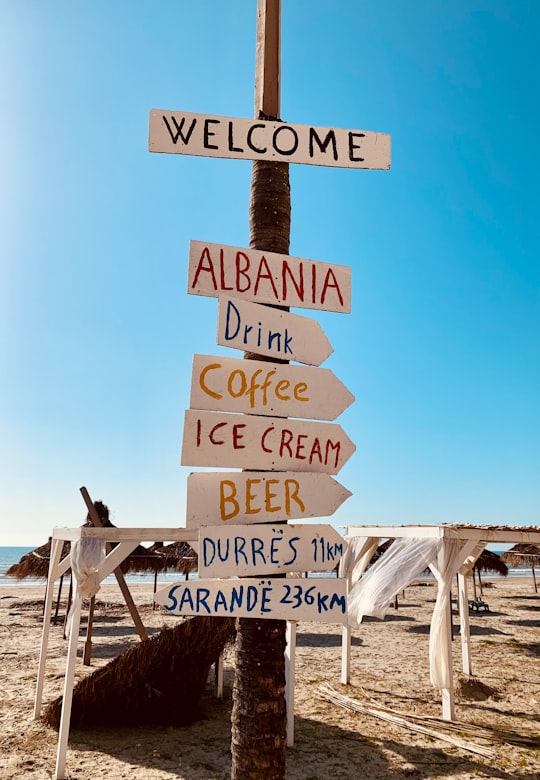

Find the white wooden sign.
xmin=188 ymin=241 xmax=351 ymax=313
xmin=199 ymin=524 xmax=346 ymax=577
xmin=154 ymin=576 xmax=347 ymax=623
xmin=149 ymin=110 xmax=391 ymax=170
xmin=181 ymin=409 xmax=356 ymax=474
xmin=190 ymin=354 xmax=354 ymax=420
xmin=217 ymin=296 xmax=333 ymax=366
xmin=186 ymin=471 xmax=352 ymax=527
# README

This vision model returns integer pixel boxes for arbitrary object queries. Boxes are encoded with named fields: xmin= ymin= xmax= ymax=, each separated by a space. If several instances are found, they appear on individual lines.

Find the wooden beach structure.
xmin=340 ymin=523 xmax=540 ymax=722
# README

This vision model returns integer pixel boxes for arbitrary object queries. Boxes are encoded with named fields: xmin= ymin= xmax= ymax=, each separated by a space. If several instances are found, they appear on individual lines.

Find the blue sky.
xmin=1 ymin=0 xmax=538 ymax=545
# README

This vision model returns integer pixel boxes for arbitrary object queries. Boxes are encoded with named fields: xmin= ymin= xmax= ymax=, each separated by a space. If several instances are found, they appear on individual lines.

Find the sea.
xmin=0 ymin=546 xmax=534 ymax=588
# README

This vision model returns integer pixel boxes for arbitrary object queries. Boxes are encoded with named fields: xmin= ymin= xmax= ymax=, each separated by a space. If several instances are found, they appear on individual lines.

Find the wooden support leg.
xmin=83 ymin=596 xmax=95 ymax=666
xmin=34 ymin=539 xmax=64 ymax=719
xmin=55 ymin=584 xmax=82 ymax=780
xmin=457 ymin=573 xmax=472 ymax=677
xmin=53 ymin=575 xmax=64 ymax=625
xmin=285 ymin=621 xmax=296 ymax=747
xmin=215 ymin=653 xmax=224 ymax=701
xmin=341 ymin=623 xmax=351 ymax=684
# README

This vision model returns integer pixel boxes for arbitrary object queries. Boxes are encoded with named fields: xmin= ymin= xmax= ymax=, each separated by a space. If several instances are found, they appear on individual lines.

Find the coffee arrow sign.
xmin=198 ymin=523 xmax=347 ymax=578
xmin=217 ymin=295 xmax=333 ymax=366
xmin=181 ymin=409 xmax=356 ymax=474
xmin=190 ymin=354 xmax=354 ymax=420
xmin=154 ymin=576 xmax=348 ymax=623
xmin=186 ymin=471 xmax=352 ymax=528
xmin=188 ymin=240 xmax=351 ymax=314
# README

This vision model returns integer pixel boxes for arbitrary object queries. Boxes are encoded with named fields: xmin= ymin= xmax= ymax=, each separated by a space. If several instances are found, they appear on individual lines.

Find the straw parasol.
xmin=43 ymin=615 xmax=235 ymax=729
xmin=148 ymin=541 xmax=198 ymax=577
xmin=501 ymin=543 xmax=540 ymax=593
xmin=6 ymin=538 xmax=70 ymax=580
xmin=472 ymin=549 xmax=508 ymax=598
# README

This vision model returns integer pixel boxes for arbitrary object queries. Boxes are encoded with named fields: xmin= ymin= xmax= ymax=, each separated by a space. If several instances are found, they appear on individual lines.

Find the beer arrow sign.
xmin=190 ymin=354 xmax=354 ymax=420
xmin=154 ymin=576 xmax=347 ymax=623
xmin=198 ymin=523 xmax=347 ymax=577
xmin=186 ymin=471 xmax=352 ymax=528
xmin=217 ymin=295 xmax=333 ymax=366
xmin=181 ymin=409 xmax=356 ymax=474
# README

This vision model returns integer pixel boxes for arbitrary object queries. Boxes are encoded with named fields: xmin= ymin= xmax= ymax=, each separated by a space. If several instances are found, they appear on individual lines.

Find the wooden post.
xmin=83 ymin=596 xmax=95 ymax=666
xmin=34 ymin=538 xmax=64 ymax=718
xmin=231 ymin=3 xmax=289 ymax=778
xmin=457 ymin=572 xmax=472 ymax=676
xmin=285 ymin=621 xmax=296 ymax=747
xmin=80 ymin=486 xmax=148 ymax=641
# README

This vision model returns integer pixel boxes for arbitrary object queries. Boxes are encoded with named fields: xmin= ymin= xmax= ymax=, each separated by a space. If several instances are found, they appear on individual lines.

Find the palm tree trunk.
xmin=230 ymin=158 xmax=290 ymax=780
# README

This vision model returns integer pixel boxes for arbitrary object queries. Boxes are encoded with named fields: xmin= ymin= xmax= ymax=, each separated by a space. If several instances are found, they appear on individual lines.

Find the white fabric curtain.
xmin=348 ymin=537 xmax=441 ymax=627
xmin=428 ymin=538 xmax=466 ymax=689
xmin=66 ymin=537 xmax=106 ymax=637
xmin=338 ymin=535 xmax=379 ymax=585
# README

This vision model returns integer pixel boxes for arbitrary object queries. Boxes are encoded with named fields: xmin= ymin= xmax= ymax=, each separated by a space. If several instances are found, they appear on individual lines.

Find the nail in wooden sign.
xmin=188 ymin=240 xmax=351 ymax=314
xmin=154 ymin=576 xmax=348 ymax=623
xmin=149 ymin=110 xmax=391 ymax=170
xmin=186 ymin=471 xmax=352 ymax=528
xmin=198 ymin=523 xmax=347 ymax=577
xmin=190 ymin=354 xmax=354 ymax=420
xmin=217 ymin=296 xmax=333 ymax=366
xmin=181 ymin=409 xmax=356 ymax=474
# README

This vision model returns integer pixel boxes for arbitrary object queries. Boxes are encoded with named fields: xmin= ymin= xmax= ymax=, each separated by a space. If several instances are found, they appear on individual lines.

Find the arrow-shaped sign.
xmin=186 ymin=471 xmax=352 ymax=528
xmin=181 ymin=409 xmax=356 ymax=474
xmin=154 ymin=576 xmax=347 ymax=623
xmin=198 ymin=523 xmax=347 ymax=578
xmin=190 ymin=354 xmax=354 ymax=420
xmin=217 ymin=295 xmax=333 ymax=366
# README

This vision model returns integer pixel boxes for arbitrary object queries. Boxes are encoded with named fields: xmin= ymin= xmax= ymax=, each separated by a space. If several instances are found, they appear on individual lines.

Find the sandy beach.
xmin=0 ymin=577 xmax=538 ymax=779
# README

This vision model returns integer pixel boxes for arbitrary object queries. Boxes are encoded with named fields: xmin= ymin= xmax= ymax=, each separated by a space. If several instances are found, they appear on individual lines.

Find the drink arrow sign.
xmin=217 ymin=295 xmax=333 ymax=366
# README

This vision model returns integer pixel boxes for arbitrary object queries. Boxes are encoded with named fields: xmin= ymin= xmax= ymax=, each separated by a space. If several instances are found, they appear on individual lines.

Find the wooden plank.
xmin=186 ymin=471 xmax=352 ymax=528
xmin=255 ymin=0 xmax=280 ymax=119
xmin=149 ymin=110 xmax=391 ymax=170
xmin=181 ymin=409 xmax=356 ymax=474
xmin=217 ymin=295 xmax=333 ymax=366
xmin=198 ymin=523 xmax=347 ymax=577
xmin=154 ymin=576 xmax=347 ymax=623
xmin=188 ymin=240 xmax=351 ymax=313
xmin=190 ymin=354 xmax=354 ymax=420
xmin=52 ymin=527 xmax=197 ymax=542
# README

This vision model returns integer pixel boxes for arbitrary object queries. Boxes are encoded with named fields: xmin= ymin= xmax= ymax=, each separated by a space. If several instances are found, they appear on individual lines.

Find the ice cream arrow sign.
xmin=149 ymin=110 xmax=391 ymax=170
xmin=217 ymin=295 xmax=333 ymax=366
xmin=190 ymin=354 xmax=355 ymax=420
xmin=185 ymin=471 xmax=352 ymax=528
xmin=198 ymin=523 xmax=347 ymax=578
xmin=187 ymin=240 xmax=351 ymax=314
xmin=181 ymin=409 xmax=356 ymax=474
xmin=154 ymin=576 xmax=348 ymax=623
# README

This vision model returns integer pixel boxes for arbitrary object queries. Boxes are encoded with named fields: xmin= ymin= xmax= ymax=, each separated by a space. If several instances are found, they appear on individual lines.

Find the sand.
xmin=0 ymin=577 xmax=538 ymax=779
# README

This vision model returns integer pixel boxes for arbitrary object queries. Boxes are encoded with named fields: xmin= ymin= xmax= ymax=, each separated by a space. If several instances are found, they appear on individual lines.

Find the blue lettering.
xmin=179 ymin=587 xmax=195 ymax=611
xmin=261 ymin=585 xmax=272 ymax=613
xmin=283 ymin=329 xmax=293 ymax=355
xmin=224 ymin=299 xmax=241 ymax=340
xmin=164 ymin=584 xmax=180 ymax=611
xmin=234 ymin=536 xmax=248 ymax=566
xmin=196 ymin=587 xmax=211 ymax=613
xmin=213 ymin=589 xmax=229 ymax=613
xmin=230 ymin=584 xmax=244 ymax=612
xmin=202 ymin=538 xmax=216 ymax=567
xmin=246 ymin=585 xmax=259 ymax=612
xmin=217 ymin=538 xmax=230 ymax=563
xmin=251 ymin=537 xmax=266 ymax=566
xmin=283 ymin=537 xmax=299 ymax=566
xmin=317 ymin=592 xmax=329 ymax=612
xmin=268 ymin=330 xmax=281 ymax=352
xmin=330 ymin=593 xmax=347 ymax=613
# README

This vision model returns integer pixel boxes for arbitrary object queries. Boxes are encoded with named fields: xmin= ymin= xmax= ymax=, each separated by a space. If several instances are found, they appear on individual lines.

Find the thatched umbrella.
xmin=472 ymin=549 xmax=508 ymax=598
xmin=6 ymin=538 xmax=70 ymax=580
xmin=43 ymin=616 xmax=235 ymax=729
xmin=501 ymin=543 xmax=540 ymax=593
xmin=149 ymin=541 xmax=198 ymax=577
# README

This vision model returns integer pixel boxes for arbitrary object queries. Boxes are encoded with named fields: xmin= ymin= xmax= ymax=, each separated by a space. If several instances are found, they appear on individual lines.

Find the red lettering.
xmin=295 ymin=434 xmax=307 ymax=460
xmin=191 ymin=247 xmax=218 ymax=290
xmin=261 ymin=426 xmax=274 ymax=453
xmin=320 ymin=269 xmax=344 ymax=307
xmin=219 ymin=248 xmax=233 ymax=291
xmin=235 ymin=252 xmax=251 ymax=293
xmin=309 ymin=437 xmax=323 ymax=465
xmin=282 ymin=261 xmax=304 ymax=303
xmin=325 ymin=439 xmax=341 ymax=468
xmin=279 ymin=429 xmax=294 ymax=458
xmin=209 ymin=422 xmax=227 ymax=445
xmin=232 ymin=423 xmax=246 ymax=449
xmin=254 ymin=257 xmax=279 ymax=299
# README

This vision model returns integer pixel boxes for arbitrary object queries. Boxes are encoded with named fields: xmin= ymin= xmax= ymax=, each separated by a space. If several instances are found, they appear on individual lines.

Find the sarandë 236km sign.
xmin=149 ymin=110 xmax=391 ymax=170
xmin=154 ymin=576 xmax=347 ymax=623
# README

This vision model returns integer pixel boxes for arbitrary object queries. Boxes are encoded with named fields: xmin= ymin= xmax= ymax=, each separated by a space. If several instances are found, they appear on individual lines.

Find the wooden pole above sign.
xmin=217 ymin=295 xmax=333 ymax=366
xmin=188 ymin=240 xmax=351 ymax=313
xmin=186 ymin=471 xmax=352 ymax=528
xmin=181 ymin=409 xmax=356 ymax=474
xmin=190 ymin=354 xmax=354 ymax=420
xmin=149 ymin=109 xmax=391 ymax=170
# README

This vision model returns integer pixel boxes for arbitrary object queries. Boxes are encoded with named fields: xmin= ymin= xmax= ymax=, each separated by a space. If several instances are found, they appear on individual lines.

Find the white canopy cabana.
xmin=340 ymin=523 xmax=540 ymax=721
